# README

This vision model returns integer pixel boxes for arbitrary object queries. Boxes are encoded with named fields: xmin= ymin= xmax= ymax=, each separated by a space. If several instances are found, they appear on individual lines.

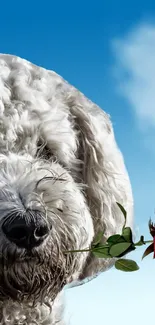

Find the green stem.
xmin=134 ymin=239 xmax=153 ymax=246
xmin=64 ymin=248 xmax=91 ymax=253
xmin=144 ymin=240 xmax=153 ymax=244
xmin=64 ymin=239 xmax=153 ymax=254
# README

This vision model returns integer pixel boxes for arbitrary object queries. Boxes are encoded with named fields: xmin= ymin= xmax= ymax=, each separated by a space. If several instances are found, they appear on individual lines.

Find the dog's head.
xmin=0 ymin=153 xmax=94 ymax=304
xmin=0 ymin=55 xmax=133 ymax=307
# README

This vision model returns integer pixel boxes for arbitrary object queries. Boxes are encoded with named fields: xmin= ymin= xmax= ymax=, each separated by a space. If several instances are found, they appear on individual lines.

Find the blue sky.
xmin=1 ymin=1 xmax=155 ymax=324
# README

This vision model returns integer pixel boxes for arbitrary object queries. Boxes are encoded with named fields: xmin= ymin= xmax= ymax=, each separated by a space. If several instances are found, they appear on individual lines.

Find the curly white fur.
xmin=0 ymin=54 xmax=133 ymax=325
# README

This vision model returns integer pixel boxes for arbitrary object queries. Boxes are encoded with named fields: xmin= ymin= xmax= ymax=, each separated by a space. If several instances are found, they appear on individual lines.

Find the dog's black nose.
xmin=2 ymin=210 xmax=49 ymax=249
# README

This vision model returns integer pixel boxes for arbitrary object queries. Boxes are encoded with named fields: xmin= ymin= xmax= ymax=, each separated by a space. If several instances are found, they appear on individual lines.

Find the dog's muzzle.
xmin=2 ymin=210 xmax=50 ymax=250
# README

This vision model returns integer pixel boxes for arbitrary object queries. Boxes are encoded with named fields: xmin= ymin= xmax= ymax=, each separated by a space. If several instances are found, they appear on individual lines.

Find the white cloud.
xmin=112 ymin=23 xmax=155 ymax=129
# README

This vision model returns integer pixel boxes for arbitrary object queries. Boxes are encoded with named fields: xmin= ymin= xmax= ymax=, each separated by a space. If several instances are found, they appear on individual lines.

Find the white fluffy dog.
xmin=0 ymin=54 xmax=133 ymax=325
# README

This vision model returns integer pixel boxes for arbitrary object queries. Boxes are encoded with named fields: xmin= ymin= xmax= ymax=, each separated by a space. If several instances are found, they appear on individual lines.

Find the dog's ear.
xmin=67 ymin=92 xmax=133 ymax=280
xmin=39 ymin=84 xmax=133 ymax=281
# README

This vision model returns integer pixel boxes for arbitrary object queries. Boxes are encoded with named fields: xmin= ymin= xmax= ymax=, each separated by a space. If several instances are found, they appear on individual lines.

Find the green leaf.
xmin=92 ymin=231 xmax=104 ymax=247
xmin=122 ymin=227 xmax=133 ymax=243
xmin=92 ymin=245 xmax=111 ymax=258
xmin=107 ymin=234 xmax=125 ymax=245
xmin=115 ymin=259 xmax=139 ymax=272
xmin=109 ymin=242 xmax=132 ymax=257
xmin=135 ymin=235 xmax=145 ymax=246
xmin=116 ymin=202 xmax=127 ymax=228
xmin=142 ymin=243 xmax=154 ymax=260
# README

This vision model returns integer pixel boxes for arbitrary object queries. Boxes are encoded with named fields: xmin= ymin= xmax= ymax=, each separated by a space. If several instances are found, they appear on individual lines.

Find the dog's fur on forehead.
xmin=0 ymin=54 xmax=133 ymax=325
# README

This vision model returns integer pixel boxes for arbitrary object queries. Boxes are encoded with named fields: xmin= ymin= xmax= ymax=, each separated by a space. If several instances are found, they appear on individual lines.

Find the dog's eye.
xmin=37 ymin=140 xmax=52 ymax=160
xmin=51 ymin=199 xmax=64 ymax=213
xmin=57 ymin=208 xmax=63 ymax=213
